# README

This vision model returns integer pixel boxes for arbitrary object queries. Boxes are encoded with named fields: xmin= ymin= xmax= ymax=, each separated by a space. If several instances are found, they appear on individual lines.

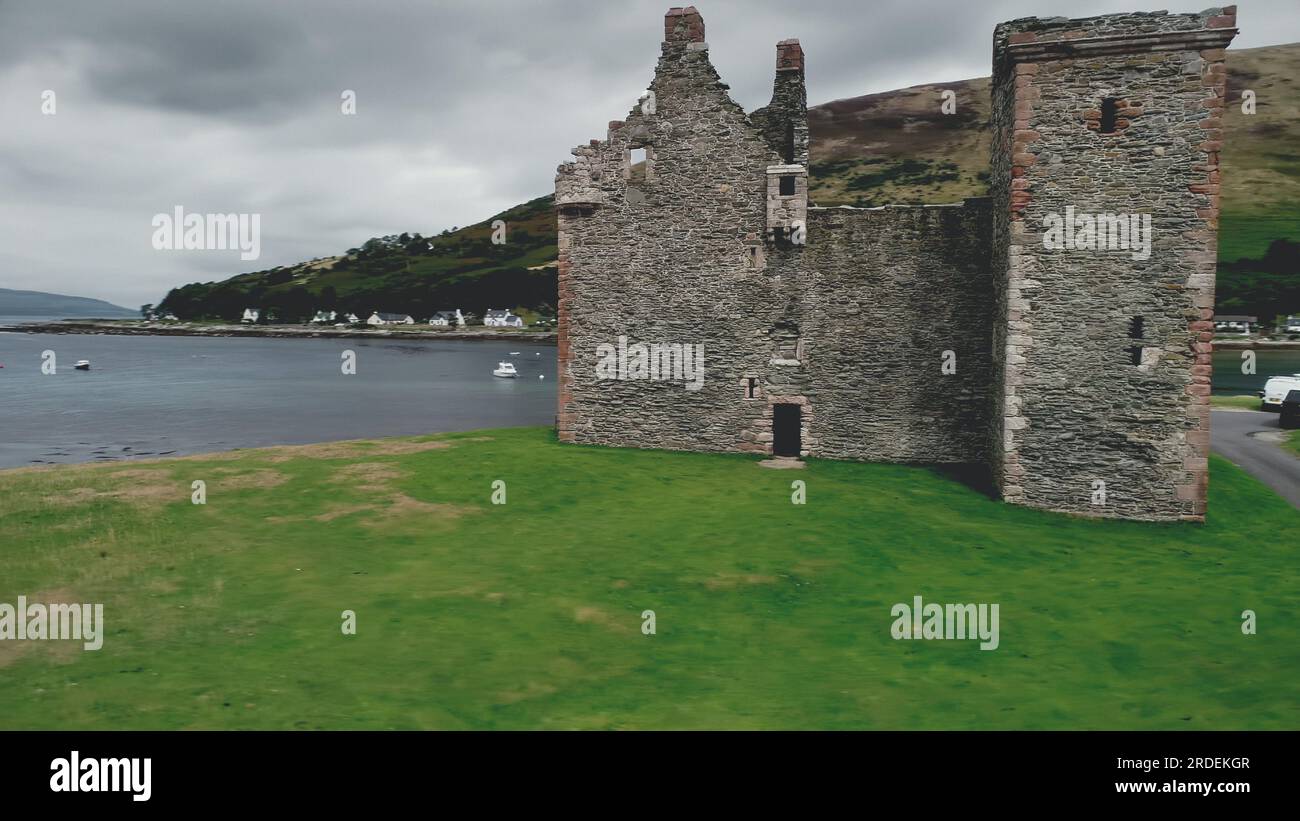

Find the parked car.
xmin=1259 ymin=374 xmax=1300 ymax=412
xmin=1280 ymin=390 xmax=1300 ymax=429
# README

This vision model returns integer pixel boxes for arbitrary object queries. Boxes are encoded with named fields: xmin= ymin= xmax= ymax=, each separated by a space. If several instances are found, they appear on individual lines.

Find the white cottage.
xmin=484 ymin=308 xmax=524 ymax=328
xmin=367 ymin=312 xmax=415 ymax=326
xmin=241 ymin=308 xmax=260 ymax=324
xmin=429 ymin=309 xmax=465 ymax=327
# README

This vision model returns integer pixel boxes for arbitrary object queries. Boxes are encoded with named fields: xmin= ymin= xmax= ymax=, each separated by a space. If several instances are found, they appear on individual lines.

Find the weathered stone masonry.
xmin=556 ymin=6 xmax=1236 ymax=522
xmin=988 ymin=7 xmax=1236 ymax=520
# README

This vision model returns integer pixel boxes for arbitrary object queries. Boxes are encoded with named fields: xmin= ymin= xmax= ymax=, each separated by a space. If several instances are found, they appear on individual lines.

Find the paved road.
xmin=1211 ymin=409 xmax=1300 ymax=508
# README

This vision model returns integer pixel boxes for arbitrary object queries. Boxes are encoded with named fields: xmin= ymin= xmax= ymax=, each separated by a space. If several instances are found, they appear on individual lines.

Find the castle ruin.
xmin=554 ymin=6 xmax=1238 ymax=521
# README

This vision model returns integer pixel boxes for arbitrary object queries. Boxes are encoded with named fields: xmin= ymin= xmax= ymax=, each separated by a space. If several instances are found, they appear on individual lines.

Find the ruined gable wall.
xmin=556 ymin=11 xmax=790 ymax=453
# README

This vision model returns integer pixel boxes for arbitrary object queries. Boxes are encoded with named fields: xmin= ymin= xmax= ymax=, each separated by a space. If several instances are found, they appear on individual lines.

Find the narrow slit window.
xmin=1100 ymin=98 xmax=1118 ymax=133
xmin=779 ymin=175 xmax=796 ymax=196
xmin=1129 ymin=315 xmax=1145 ymax=339
xmin=1128 ymin=346 xmax=1143 ymax=366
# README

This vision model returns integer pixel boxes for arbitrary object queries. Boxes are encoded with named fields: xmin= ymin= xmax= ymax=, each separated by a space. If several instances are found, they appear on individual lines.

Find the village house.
xmin=429 ymin=309 xmax=465 ymax=327
xmin=241 ymin=308 xmax=260 ymax=324
xmin=367 ymin=312 xmax=415 ymax=326
xmin=484 ymin=308 xmax=524 ymax=328
xmin=311 ymin=310 xmax=337 ymax=324
xmin=1213 ymin=315 xmax=1256 ymax=334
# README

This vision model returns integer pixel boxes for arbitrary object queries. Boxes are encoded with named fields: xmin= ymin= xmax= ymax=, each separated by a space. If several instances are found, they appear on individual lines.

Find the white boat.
xmin=493 ymin=361 xmax=518 ymax=378
xmin=74 ymin=360 xmax=90 ymax=370
xmin=509 ymin=351 xmax=520 ymax=355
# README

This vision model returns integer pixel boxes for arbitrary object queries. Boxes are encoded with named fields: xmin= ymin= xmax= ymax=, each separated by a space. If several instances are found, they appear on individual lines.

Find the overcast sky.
xmin=1 ymin=0 xmax=1294 ymax=309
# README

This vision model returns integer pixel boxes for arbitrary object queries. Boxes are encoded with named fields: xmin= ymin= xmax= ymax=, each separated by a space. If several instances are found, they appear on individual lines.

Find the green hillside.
xmin=160 ymin=44 xmax=1299 ymax=322
xmin=806 ymin=43 xmax=1300 ymax=320
xmin=158 ymin=195 xmax=558 ymax=322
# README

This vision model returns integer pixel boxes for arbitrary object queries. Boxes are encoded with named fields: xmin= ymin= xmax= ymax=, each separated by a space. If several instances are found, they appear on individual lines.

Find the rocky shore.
xmin=1211 ymin=337 xmax=1300 ymax=350
xmin=0 ymin=319 xmax=558 ymax=343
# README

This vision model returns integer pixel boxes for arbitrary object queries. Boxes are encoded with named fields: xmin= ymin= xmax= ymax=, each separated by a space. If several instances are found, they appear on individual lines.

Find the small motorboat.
xmin=74 ymin=360 xmax=91 ymax=370
xmin=493 ymin=361 xmax=518 ymax=378
xmin=509 ymin=351 xmax=520 ymax=356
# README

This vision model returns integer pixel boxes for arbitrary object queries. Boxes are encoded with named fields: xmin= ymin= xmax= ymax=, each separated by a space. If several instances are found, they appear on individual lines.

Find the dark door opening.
xmin=773 ymin=403 xmax=801 ymax=457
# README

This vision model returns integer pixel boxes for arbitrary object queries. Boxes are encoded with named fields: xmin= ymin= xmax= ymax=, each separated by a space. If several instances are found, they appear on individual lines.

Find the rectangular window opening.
xmin=1100 ymin=98 xmax=1118 ymax=134
xmin=628 ymin=146 xmax=648 ymax=182
xmin=779 ymin=175 xmax=796 ymax=196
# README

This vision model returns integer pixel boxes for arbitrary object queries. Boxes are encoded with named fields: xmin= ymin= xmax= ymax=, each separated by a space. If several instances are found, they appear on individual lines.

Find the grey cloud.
xmin=0 ymin=0 xmax=1294 ymax=308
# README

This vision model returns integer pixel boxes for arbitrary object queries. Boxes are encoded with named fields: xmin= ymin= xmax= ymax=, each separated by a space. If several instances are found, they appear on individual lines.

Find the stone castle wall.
xmin=557 ymin=5 xmax=1236 ymax=522
xmin=785 ymin=203 xmax=994 ymax=463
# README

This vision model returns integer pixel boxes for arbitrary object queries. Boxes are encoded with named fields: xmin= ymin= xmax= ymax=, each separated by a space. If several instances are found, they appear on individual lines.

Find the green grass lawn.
xmin=1210 ymin=394 xmax=1263 ymax=410
xmin=1285 ymin=429 xmax=1300 ymax=458
xmin=0 ymin=427 xmax=1296 ymax=730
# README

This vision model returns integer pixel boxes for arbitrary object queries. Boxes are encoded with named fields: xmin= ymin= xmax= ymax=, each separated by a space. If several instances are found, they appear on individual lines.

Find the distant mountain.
xmin=160 ymin=43 xmax=1299 ymax=322
xmin=0 ymin=287 xmax=136 ymax=318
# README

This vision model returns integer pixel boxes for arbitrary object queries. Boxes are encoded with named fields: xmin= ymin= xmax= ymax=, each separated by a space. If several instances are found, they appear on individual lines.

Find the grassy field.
xmin=1210 ymin=394 xmax=1262 ymax=410
xmin=0 ymin=427 xmax=1296 ymax=730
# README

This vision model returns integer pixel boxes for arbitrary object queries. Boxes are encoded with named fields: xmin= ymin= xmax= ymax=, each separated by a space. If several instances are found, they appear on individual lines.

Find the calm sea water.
xmin=1 ymin=328 xmax=1295 ymax=469
xmin=1212 ymin=348 xmax=1300 ymax=395
xmin=0 ymin=332 xmax=555 ymax=468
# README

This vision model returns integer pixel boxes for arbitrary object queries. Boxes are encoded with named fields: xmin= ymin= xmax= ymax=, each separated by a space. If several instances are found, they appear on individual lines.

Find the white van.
xmin=1260 ymin=374 xmax=1300 ymax=412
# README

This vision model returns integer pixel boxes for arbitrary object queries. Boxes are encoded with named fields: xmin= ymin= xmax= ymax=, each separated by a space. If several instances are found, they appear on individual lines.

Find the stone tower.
xmin=988 ymin=8 xmax=1238 ymax=520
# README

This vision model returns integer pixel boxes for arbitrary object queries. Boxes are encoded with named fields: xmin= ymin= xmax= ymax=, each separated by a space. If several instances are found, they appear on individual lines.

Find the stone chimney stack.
xmin=664 ymin=6 xmax=705 ymax=43
xmin=775 ymin=38 xmax=804 ymax=73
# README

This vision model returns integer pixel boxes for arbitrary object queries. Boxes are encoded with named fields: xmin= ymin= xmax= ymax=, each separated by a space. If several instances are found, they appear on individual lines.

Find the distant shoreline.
xmin=4 ymin=320 xmax=1296 ymax=349
xmin=0 ymin=319 xmax=558 ymax=344
xmin=1209 ymin=338 xmax=1300 ymax=350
